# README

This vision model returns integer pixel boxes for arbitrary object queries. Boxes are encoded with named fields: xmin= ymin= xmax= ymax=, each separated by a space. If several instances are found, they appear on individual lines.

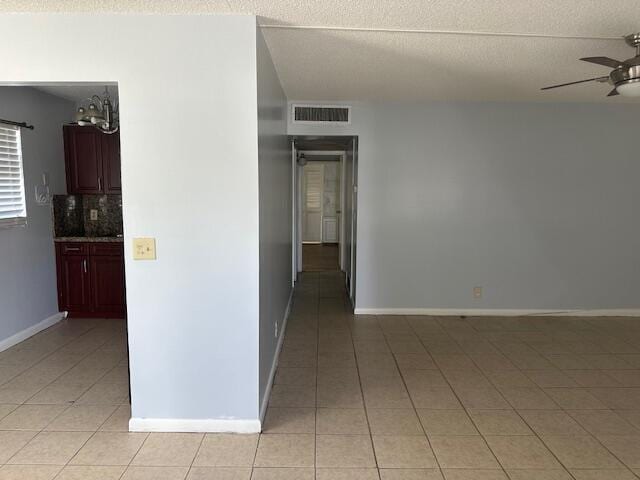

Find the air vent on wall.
xmin=292 ymin=104 xmax=351 ymax=125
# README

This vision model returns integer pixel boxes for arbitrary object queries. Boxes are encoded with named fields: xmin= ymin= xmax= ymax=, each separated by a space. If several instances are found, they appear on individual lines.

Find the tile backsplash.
xmin=53 ymin=194 xmax=123 ymax=238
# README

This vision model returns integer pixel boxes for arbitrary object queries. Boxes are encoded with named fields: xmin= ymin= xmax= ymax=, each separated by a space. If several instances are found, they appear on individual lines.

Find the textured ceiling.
xmin=2 ymin=1 xmax=640 ymax=102
xmin=263 ymin=29 xmax=635 ymax=102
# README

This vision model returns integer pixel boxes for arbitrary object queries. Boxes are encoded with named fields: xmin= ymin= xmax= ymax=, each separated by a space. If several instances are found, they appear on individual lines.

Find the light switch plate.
xmin=133 ymin=237 xmax=156 ymax=260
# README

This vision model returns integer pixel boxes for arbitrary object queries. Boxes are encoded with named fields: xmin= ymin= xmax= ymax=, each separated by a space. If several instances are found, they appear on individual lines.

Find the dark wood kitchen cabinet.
xmin=56 ymin=242 xmax=126 ymax=318
xmin=57 ymin=244 xmax=92 ymax=313
xmin=63 ymin=125 xmax=121 ymax=194
xmin=101 ymin=130 xmax=122 ymax=193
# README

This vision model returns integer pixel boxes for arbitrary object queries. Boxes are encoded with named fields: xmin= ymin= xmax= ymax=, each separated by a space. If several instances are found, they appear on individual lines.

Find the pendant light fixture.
xmin=76 ymin=86 xmax=119 ymax=134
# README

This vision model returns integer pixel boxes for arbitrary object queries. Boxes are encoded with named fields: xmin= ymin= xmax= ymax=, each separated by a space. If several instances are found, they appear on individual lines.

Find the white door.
xmin=302 ymin=163 xmax=324 ymax=243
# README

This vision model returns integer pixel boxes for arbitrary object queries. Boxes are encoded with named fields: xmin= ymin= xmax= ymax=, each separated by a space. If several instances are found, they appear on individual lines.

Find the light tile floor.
xmin=2 ymin=272 xmax=640 ymax=479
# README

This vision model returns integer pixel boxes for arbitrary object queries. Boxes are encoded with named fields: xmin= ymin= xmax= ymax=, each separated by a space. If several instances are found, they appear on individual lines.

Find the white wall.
xmin=256 ymin=28 xmax=291 ymax=416
xmin=0 ymin=87 xmax=72 ymax=346
xmin=289 ymin=101 xmax=640 ymax=314
xmin=0 ymin=14 xmax=262 ymax=429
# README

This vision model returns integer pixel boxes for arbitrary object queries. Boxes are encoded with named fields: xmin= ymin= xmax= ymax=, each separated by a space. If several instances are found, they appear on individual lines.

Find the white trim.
xmin=296 ymin=163 xmax=303 ymax=273
xmin=339 ymin=152 xmax=346 ymax=271
xmin=129 ymin=417 xmax=261 ymax=433
xmin=353 ymin=308 xmax=640 ymax=317
xmin=291 ymin=139 xmax=297 ymax=286
xmin=0 ymin=311 xmax=66 ymax=352
xmin=260 ymin=289 xmax=294 ymax=423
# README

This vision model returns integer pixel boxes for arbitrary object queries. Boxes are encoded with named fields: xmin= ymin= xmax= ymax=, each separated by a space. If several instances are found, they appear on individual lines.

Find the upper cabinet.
xmin=63 ymin=125 xmax=121 ymax=194
xmin=101 ymin=130 xmax=122 ymax=193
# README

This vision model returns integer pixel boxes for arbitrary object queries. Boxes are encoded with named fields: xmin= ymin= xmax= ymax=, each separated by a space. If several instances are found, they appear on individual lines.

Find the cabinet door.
xmin=64 ymin=126 xmax=103 ymax=194
xmin=57 ymin=253 xmax=92 ymax=313
xmin=90 ymin=254 xmax=126 ymax=316
xmin=101 ymin=131 xmax=121 ymax=193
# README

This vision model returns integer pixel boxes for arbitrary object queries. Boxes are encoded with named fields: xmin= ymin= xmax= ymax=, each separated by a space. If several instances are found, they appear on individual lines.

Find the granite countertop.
xmin=54 ymin=236 xmax=124 ymax=243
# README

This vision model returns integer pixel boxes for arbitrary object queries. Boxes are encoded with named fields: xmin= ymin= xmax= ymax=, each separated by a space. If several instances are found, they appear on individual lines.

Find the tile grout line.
xmin=478 ymin=318 xmax=640 ymax=478
xmin=4 ymin=367 xmax=128 ymax=469
xmin=17 ymin=321 xmax=130 ymax=478
xmin=313 ymin=275 xmax=320 ymax=474
xmin=460 ymin=318 xmax=579 ymax=479
xmin=384 ymin=316 xmax=446 ymax=476
xmin=115 ymin=429 xmax=150 ymax=479
xmin=50 ymin=429 xmax=101 ymax=479
xmin=0 ymin=320 xmax=105 ymax=408
xmin=185 ymin=431 xmax=208 ymax=480
xmin=347 ymin=291 xmax=382 ymax=479
xmin=410 ymin=316 xmax=512 ymax=478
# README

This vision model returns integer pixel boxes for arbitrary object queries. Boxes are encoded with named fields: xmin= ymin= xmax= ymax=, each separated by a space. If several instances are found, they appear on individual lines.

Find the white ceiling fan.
xmin=542 ymin=33 xmax=640 ymax=97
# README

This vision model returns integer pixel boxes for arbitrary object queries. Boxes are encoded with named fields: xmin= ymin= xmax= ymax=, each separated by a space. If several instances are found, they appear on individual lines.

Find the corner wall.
xmin=0 ymin=14 xmax=262 ymax=429
xmin=0 ymin=87 xmax=72 ymax=348
xmin=256 ymin=28 xmax=292 ymax=416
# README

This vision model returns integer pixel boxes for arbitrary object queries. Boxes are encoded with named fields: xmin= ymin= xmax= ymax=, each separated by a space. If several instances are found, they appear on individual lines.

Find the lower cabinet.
xmin=56 ymin=242 xmax=126 ymax=318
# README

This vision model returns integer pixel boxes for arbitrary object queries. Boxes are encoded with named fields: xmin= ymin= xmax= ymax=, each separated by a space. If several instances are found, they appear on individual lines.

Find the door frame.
xmin=348 ymin=138 xmax=358 ymax=307
xmin=294 ymin=150 xmax=346 ymax=275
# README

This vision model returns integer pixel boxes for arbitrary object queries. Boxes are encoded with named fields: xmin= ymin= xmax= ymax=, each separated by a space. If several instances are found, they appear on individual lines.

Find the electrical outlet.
xmin=473 ymin=286 xmax=482 ymax=299
xmin=90 ymin=209 xmax=98 ymax=221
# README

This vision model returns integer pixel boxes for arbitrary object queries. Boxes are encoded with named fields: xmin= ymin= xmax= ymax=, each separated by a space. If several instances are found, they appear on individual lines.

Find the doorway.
xmin=301 ymin=158 xmax=341 ymax=271
xmin=0 ymin=83 xmax=132 ymax=410
xmin=292 ymin=135 xmax=359 ymax=304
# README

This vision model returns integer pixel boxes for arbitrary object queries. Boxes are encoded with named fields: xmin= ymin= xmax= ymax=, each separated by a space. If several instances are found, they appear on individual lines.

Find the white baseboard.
xmin=129 ymin=417 xmax=261 ymax=433
xmin=353 ymin=308 xmax=640 ymax=317
xmin=0 ymin=311 xmax=67 ymax=353
xmin=259 ymin=288 xmax=294 ymax=423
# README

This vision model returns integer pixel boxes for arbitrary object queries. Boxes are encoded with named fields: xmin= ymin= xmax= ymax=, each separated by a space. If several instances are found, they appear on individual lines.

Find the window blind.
xmin=0 ymin=123 xmax=27 ymax=227
xmin=304 ymin=166 xmax=323 ymax=210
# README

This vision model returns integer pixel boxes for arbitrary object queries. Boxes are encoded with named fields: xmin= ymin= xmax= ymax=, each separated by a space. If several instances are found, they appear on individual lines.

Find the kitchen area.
xmin=52 ymin=91 xmax=126 ymax=319
xmin=0 ymin=85 xmax=131 ymax=435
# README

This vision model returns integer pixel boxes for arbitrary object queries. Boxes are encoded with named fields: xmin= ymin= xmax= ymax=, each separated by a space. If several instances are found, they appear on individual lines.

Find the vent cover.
xmin=292 ymin=104 xmax=351 ymax=125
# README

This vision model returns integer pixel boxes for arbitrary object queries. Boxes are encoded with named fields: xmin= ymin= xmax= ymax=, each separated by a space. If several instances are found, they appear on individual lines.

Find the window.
xmin=0 ymin=123 xmax=27 ymax=228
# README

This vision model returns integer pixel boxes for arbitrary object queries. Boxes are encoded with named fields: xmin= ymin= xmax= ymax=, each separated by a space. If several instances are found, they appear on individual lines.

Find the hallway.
xmin=302 ymin=244 xmax=340 ymax=272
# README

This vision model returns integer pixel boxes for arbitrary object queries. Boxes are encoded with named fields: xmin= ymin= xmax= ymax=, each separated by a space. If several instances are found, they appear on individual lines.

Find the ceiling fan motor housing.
xmin=612 ymin=33 xmax=640 ymax=87
xmin=610 ymin=63 xmax=640 ymax=88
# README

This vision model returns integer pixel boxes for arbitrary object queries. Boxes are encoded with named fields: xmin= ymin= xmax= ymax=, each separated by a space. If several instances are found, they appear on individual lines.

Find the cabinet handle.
xmin=66 ymin=247 xmax=80 ymax=251
xmin=83 ymin=259 xmax=87 ymax=273
xmin=98 ymin=177 xmax=102 ymax=191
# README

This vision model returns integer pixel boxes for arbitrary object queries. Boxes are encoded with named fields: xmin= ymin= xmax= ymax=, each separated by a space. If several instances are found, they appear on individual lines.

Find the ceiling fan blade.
xmin=541 ymin=76 xmax=609 ymax=91
xmin=580 ymin=56 xmax=628 ymax=68
xmin=607 ymin=88 xmax=619 ymax=97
